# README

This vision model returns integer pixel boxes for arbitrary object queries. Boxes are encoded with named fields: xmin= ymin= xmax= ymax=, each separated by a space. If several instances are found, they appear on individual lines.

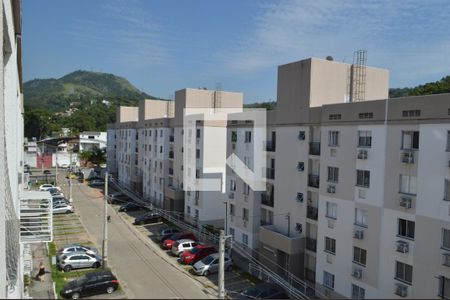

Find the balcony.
xmin=261 ymin=193 xmax=274 ymax=207
xmin=265 ymin=168 xmax=275 ymax=180
xmin=308 ymin=174 xmax=320 ymax=188
xmin=20 ymin=191 xmax=53 ymax=243
xmin=309 ymin=142 xmax=321 ymax=156
xmin=307 ymin=206 xmax=318 ymax=221
xmin=164 ymin=185 xmax=184 ymax=200
xmin=169 ymin=135 xmax=174 ymax=142
xmin=265 ymin=141 xmax=276 ymax=152
xmin=259 ymin=225 xmax=302 ymax=255
xmin=169 ymin=151 xmax=174 ymax=159
xmin=306 ymin=237 xmax=317 ymax=252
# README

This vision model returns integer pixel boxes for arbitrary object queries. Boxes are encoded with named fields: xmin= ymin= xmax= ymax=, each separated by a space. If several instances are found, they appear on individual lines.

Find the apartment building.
xmin=107 ymin=57 xmax=450 ymax=299
xmin=0 ymin=0 xmax=28 ymax=297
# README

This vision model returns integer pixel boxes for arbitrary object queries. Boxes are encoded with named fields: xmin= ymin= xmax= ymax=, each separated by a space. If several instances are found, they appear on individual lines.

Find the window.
xmin=229 ymin=227 xmax=235 ymax=239
xmin=327 ymin=167 xmax=339 ymax=183
xmin=323 ymin=271 xmax=335 ymax=289
xmin=245 ymin=131 xmax=252 ymax=143
xmin=195 ymin=209 xmax=199 ymax=220
xmin=243 ymin=183 xmax=250 ymax=195
xmin=196 ymin=129 xmax=201 ymax=139
xmin=353 ymin=247 xmax=367 ymax=266
xmin=395 ymin=261 xmax=413 ymax=284
xmin=187 ymin=206 xmax=191 ymax=214
xmin=242 ymin=233 xmax=249 ymax=246
xmin=358 ymin=130 xmax=372 ymax=147
xmin=445 ymin=180 xmax=450 ymax=201
xmin=230 ymin=179 xmax=236 ymax=191
xmin=229 ymin=204 xmax=235 ymax=216
xmin=196 ymin=149 xmax=200 ymax=159
xmin=326 ymin=202 xmax=337 ymax=219
xmin=398 ymin=218 xmax=415 ymax=239
xmin=399 ymin=175 xmax=417 ymax=195
xmin=352 ymin=284 xmax=365 ymax=299
xmin=355 ymin=208 xmax=368 ymax=227
xmin=231 ymin=131 xmax=237 ymax=143
xmin=443 ymin=229 xmax=450 ymax=250
xmin=329 ymin=114 xmax=341 ymax=120
xmin=402 ymin=110 xmax=421 ymax=117
xmin=328 ymin=131 xmax=339 ymax=146
xmin=149 ymin=130 xmax=152 ymax=136
xmin=160 ymin=146 xmax=163 ymax=153
xmin=401 ymin=131 xmax=419 ymax=150
xmin=358 ymin=112 xmax=373 ymax=119
xmin=356 ymin=170 xmax=370 ymax=188
xmin=438 ymin=276 xmax=450 ymax=299
xmin=324 ymin=237 xmax=336 ymax=254
xmin=243 ymin=208 xmax=249 ymax=221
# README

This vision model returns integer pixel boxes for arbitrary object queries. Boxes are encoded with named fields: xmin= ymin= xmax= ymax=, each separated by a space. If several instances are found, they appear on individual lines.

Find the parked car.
xmin=39 ymin=184 xmax=55 ymax=191
xmin=59 ymin=163 xmax=69 ymax=168
xmin=53 ymin=198 xmax=70 ymax=206
xmin=133 ymin=212 xmax=161 ymax=225
xmin=53 ymin=203 xmax=74 ymax=214
xmin=179 ymin=244 xmax=217 ymax=265
xmin=89 ymin=179 xmax=105 ymax=187
xmin=163 ymin=231 xmax=196 ymax=250
xmin=57 ymin=244 xmax=98 ymax=262
xmin=53 ymin=195 xmax=72 ymax=203
xmin=157 ymin=227 xmax=180 ymax=242
xmin=58 ymin=251 xmax=102 ymax=272
xmin=60 ymin=270 xmax=119 ymax=299
xmin=43 ymin=169 xmax=51 ymax=175
xmin=118 ymin=202 xmax=141 ymax=212
xmin=171 ymin=239 xmax=198 ymax=257
xmin=237 ymin=283 xmax=289 ymax=299
xmin=49 ymin=188 xmax=64 ymax=197
xmin=192 ymin=253 xmax=232 ymax=276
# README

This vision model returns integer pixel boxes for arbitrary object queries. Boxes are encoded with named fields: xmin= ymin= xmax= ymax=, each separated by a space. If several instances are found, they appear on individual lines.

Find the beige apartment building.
xmin=107 ymin=57 xmax=450 ymax=299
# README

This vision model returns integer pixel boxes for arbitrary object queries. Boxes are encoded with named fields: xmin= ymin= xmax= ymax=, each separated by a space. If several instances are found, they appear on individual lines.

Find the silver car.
xmin=53 ymin=203 xmax=74 ymax=214
xmin=192 ymin=253 xmax=233 ymax=276
xmin=57 ymin=244 xmax=98 ymax=262
xmin=58 ymin=251 xmax=102 ymax=272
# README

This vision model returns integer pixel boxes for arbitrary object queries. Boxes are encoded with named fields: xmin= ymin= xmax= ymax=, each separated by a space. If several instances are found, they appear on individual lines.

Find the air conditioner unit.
xmin=296 ymin=193 xmax=304 ymax=203
xmin=399 ymin=197 xmax=412 ymax=209
xmin=396 ymin=240 xmax=409 ymax=253
xmin=352 ymin=267 xmax=362 ymax=279
xmin=442 ymin=253 xmax=450 ymax=267
xmin=228 ymin=193 xmax=235 ymax=199
xmin=354 ymin=229 xmax=364 ymax=240
xmin=298 ymin=131 xmax=306 ymax=140
xmin=327 ymin=185 xmax=336 ymax=194
xmin=297 ymin=162 xmax=305 ymax=172
xmin=401 ymin=152 xmax=414 ymax=164
xmin=395 ymin=283 xmax=408 ymax=297
xmin=357 ymin=149 xmax=368 ymax=160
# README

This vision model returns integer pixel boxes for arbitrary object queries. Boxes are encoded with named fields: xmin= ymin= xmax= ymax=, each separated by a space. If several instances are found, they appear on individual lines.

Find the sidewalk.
xmin=28 ymin=243 xmax=55 ymax=299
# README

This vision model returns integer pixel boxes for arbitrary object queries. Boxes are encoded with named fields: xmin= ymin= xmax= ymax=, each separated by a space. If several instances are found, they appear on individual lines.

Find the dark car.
xmin=43 ymin=169 xmax=51 ymax=175
xmin=89 ymin=179 xmax=105 ymax=187
xmin=60 ymin=271 xmax=119 ymax=299
xmin=133 ymin=212 xmax=161 ymax=225
xmin=157 ymin=227 xmax=180 ymax=242
xmin=237 ymin=283 xmax=289 ymax=299
xmin=108 ymin=194 xmax=130 ymax=205
xmin=119 ymin=202 xmax=141 ymax=212
xmin=162 ymin=231 xmax=196 ymax=250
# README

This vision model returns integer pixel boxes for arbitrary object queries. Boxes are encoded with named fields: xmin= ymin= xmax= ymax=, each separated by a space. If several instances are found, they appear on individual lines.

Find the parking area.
xmin=108 ymin=198 xmax=257 ymax=298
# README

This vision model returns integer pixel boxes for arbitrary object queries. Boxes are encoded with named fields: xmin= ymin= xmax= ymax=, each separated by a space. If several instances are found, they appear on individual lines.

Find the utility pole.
xmin=218 ymin=230 xmax=233 ymax=299
xmin=286 ymin=213 xmax=291 ymax=237
xmin=41 ymin=142 xmax=45 ymax=174
xmin=68 ymin=177 xmax=73 ymax=203
xmin=55 ymin=149 xmax=58 ymax=186
xmin=102 ymin=171 xmax=109 ymax=268
xmin=223 ymin=202 xmax=228 ymax=235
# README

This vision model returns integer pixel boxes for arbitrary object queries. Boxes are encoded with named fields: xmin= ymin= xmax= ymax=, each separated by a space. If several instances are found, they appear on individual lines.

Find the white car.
xmin=39 ymin=184 xmax=62 ymax=192
xmin=53 ymin=203 xmax=74 ymax=214
xmin=171 ymin=239 xmax=198 ymax=257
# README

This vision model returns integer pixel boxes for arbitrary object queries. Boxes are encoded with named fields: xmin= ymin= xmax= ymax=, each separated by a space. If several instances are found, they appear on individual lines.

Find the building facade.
xmin=107 ymin=57 xmax=450 ymax=299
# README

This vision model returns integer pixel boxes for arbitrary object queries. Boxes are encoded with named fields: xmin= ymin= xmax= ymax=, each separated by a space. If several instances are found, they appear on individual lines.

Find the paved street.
xmin=59 ymin=175 xmax=212 ymax=299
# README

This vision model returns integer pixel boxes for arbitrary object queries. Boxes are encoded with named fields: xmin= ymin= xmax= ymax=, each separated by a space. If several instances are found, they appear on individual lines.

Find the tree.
xmin=24 ymin=109 xmax=55 ymax=140
xmin=79 ymin=147 xmax=106 ymax=167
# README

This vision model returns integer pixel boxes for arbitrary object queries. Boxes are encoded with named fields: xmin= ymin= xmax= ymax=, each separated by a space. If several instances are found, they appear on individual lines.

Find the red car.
xmin=163 ymin=232 xmax=196 ymax=250
xmin=180 ymin=245 xmax=217 ymax=265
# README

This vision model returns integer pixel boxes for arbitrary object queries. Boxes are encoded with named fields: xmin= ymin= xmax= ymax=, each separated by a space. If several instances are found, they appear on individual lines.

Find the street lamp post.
xmin=102 ymin=171 xmax=109 ymax=268
xmin=223 ymin=201 xmax=228 ymax=235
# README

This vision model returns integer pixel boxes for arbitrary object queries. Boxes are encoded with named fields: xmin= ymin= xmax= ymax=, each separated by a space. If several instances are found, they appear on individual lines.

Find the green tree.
xmin=79 ymin=147 xmax=106 ymax=167
xmin=24 ymin=109 xmax=55 ymax=140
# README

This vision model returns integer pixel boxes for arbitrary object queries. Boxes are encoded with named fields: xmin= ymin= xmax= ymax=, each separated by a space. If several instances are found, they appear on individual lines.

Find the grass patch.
xmin=236 ymin=270 xmax=261 ymax=284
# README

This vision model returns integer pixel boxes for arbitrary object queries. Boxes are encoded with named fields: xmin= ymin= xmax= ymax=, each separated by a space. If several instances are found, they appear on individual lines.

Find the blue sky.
xmin=23 ymin=0 xmax=450 ymax=103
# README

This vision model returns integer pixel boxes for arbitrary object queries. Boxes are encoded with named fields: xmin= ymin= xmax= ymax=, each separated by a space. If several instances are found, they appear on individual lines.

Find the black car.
xmin=237 ymin=283 xmax=289 ymax=299
xmin=60 ymin=271 xmax=119 ymax=299
xmin=134 ymin=212 xmax=161 ymax=225
xmin=119 ymin=202 xmax=141 ymax=212
xmin=43 ymin=169 xmax=51 ymax=175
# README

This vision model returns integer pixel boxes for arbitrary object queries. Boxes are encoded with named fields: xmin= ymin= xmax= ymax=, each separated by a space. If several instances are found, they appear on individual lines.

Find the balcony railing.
xmin=265 ymin=168 xmax=275 ymax=180
xmin=169 ymin=151 xmax=174 ymax=159
xmin=309 ymin=142 xmax=321 ymax=156
xmin=308 ymin=175 xmax=320 ymax=188
xmin=306 ymin=237 xmax=317 ymax=252
xmin=261 ymin=193 xmax=274 ymax=207
xmin=265 ymin=141 xmax=276 ymax=152
xmin=307 ymin=206 xmax=318 ymax=221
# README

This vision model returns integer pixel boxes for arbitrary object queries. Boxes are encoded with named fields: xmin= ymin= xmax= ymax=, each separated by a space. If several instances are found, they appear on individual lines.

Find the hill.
xmin=389 ymin=76 xmax=450 ymax=98
xmin=24 ymin=70 xmax=156 ymax=111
